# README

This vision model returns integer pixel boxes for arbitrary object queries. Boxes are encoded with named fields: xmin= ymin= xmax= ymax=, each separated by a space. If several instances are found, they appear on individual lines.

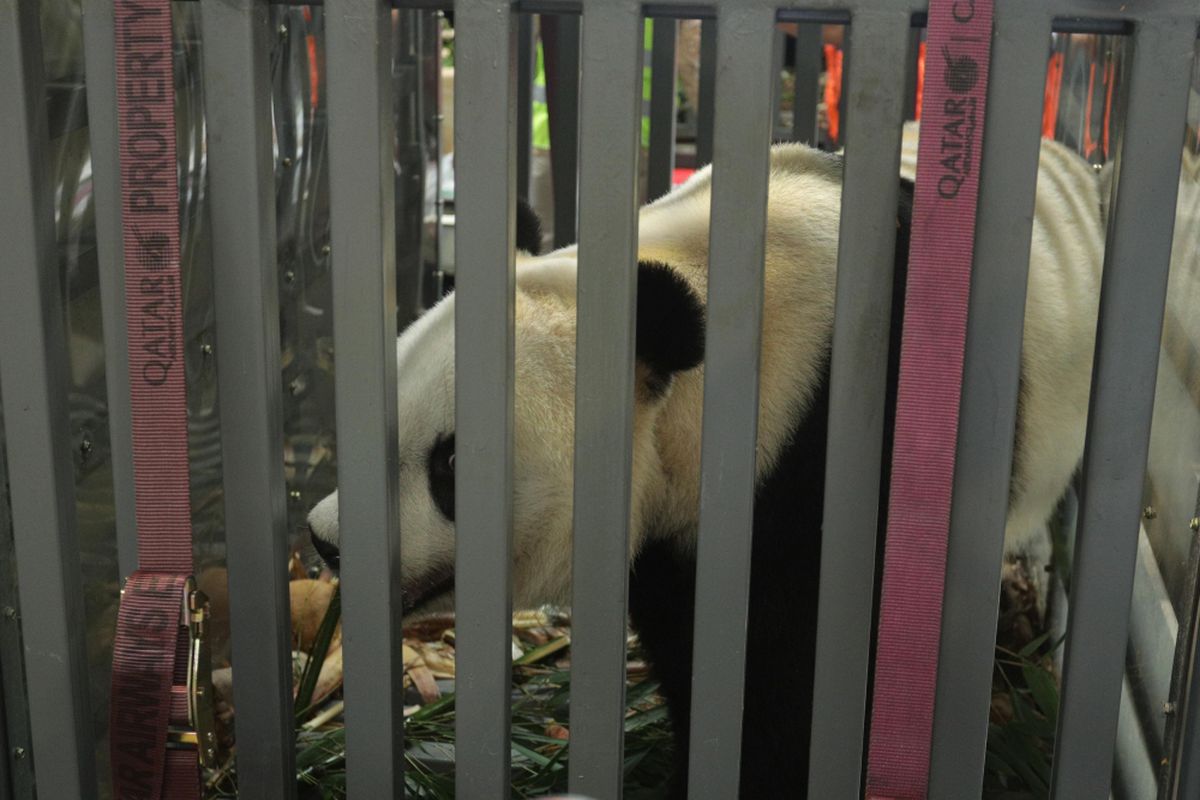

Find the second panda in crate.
xmin=308 ymin=135 xmax=1104 ymax=797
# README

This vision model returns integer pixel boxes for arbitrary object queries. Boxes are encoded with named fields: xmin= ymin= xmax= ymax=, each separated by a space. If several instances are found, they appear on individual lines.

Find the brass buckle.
xmin=166 ymin=577 xmax=217 ymax=768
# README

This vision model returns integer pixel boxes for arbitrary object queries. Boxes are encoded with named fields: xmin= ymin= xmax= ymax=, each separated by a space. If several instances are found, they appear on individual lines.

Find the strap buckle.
xmin=166 ymin=577 xmax=217 ymax=768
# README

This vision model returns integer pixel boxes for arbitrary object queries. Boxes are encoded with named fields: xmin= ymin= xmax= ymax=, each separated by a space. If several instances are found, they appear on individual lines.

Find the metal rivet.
xmin=289 ymin=489 xmax=302 ymax=501
xmin=12 ymin=747 xmax=25 ymax=760
xmin=2 ymin=607 xmax=15 ymax=620
xmin=1164 ymin=701 xmax=1176 ymax=716
xmin=1191 ymin=517 xmax=1200 ymax=532
xmin=321 ymin=243 xmax=332 ymax=256
xmin=1143 ymin=506 xmax=1157 ymax=520
xmin=281 ymin=156 xmax=293 ymax=168
xmin=200 ymin=343 xmax=214 ymax=357
xmin=278 ymin=24 xmax=288 ymax=36
xmin=283 ymin=269 xmax=295 ymax=284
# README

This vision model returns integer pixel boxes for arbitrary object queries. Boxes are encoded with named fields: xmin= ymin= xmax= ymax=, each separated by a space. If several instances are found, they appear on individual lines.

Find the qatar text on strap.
xmin=865 ymin=1 xmax=994 ymax=798
xmin=109 ymin=1 xmax=214 ymax=797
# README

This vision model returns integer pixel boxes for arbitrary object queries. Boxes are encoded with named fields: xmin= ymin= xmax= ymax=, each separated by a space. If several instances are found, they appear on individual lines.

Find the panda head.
xmin=307 ymin=252 xmax=705 ymax=615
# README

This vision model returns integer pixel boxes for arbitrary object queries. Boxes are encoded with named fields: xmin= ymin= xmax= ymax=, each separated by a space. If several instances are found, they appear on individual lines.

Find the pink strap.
xmin=108 ymin=0 xmax=200 ymax=796
xmin=865 ymin=2 xmax=994 ymax=798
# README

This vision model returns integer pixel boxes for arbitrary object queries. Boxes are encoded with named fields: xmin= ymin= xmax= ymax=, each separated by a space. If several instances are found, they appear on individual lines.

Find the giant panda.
xmin=308 ymin=129 xmax=1105 ymax=797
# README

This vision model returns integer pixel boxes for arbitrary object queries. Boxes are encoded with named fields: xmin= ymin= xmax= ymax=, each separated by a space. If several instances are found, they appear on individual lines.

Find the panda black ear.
xmin=516 ymin=198 xmax=543 ymax=256
xmin=636 ymin=260 xmax=705 ymax=398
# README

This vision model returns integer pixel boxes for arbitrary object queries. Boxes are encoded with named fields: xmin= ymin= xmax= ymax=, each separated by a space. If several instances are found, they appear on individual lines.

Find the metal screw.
xmin=281 ymin=156 xmax=293 ymax=168
xmin=1143 ymin=506 xmax=1157 ymax=520
xmin=200 ymin=343 xmax=214 ymax=358
xmin=12 ymin=747 xmax=25 ymax=760
xmin=1164 ymin=701 xmax=1177 ymax=716
xmin=1192 ymin=517 xmax=1199 ymax=532
xmin=321 ymin=243 xmax=332 ymax=256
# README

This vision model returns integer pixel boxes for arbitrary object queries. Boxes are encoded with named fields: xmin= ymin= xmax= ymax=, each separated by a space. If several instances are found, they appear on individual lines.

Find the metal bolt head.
xmin=321 ymin=243 xmax=332 ymax=256
xmin=1164 ymin=701 xmax=1177 ymax=716
xmin=200 ymin=343 xmax=214 ymax=357
xmin=281 ymin=156 xmax=293 ymax=168
xmin=289 ymin=489 xmax=302 ymax=501
xmin=2 ymin=606 xmax=15 ymax=619
xmin=278 ymin=24 xmax=288 ymax=36
xmin=1143 ymin=506 xmax=1157 ymax=520
xmin=284 ymin=269 xmax=296 ymax=284
xmin=1192 ymin=517 xmax=1200 ymax=532
xmin=12 ymin=747 xmax=26 ymax=760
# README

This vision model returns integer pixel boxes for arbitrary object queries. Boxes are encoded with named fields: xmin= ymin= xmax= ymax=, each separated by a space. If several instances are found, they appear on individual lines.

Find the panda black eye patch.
xmin=428 ymin=434 xmax=455 ymax=522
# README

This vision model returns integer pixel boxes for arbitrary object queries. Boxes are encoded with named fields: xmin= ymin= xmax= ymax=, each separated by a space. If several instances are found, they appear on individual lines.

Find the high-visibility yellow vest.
xmin=532 ymin=20 xmax=655 ymax=150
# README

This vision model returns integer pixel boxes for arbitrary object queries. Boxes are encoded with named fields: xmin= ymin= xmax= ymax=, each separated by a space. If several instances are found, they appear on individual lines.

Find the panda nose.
xmin=309 ymin=527 xmax=340 ymax=571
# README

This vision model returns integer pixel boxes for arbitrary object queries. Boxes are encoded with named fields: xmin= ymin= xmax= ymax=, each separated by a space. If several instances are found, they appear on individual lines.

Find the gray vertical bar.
xmin=0 ymin=415 xmax=31 ymax=799
xmin=772 ymin=28 xmax=787 ymax=140
xmin=928 ymin=9 xmax=1053 ymax=799
xmin=647 ymin=18 xmax=677 ymax=202
xmin=1051 ymin=20 xmax=1195 ymax=800
xmin=0 ymin=3 xmax=94 ymax=797
xmin=548 ymin=14 xmax=581 ymax=247
xmin=518 ymin=13 xmax=534 ymax=201
xmin=326 ymin=0 xmax=405 ymax=795
xmin=568 ymin=3 xmax=644 ymax=797
xmin=81 ymin=0 xmax=139 ymax=582
xmin=696 ymin=18 xmax=716 ymax=167
xmin=685 ymin=7 xmax=778 ymax=799
xmin=806 ymin=8 xmax=911 ymax=798
xmin=453 ymin=0 xmax=518 ymax=796
xmin=792 ymin=24 xmax=821 ymax=144
xmin=200 ymin=1 xmax=297 ymax=797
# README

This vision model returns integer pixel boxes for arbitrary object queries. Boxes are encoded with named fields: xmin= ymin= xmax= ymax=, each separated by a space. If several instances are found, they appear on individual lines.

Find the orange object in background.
xmin=1042 ymin=52 xmax=1065 ymax=140
xmin=823 ymin=44 xmax=843 ymax=143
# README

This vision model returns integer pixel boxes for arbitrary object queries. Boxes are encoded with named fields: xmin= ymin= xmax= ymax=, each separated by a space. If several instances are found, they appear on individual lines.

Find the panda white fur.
xmin=308 ymin=128 xmax=1105 ymax=797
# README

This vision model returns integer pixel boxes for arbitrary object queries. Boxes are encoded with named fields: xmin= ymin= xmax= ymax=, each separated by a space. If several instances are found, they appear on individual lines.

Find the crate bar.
xmin=927 ymin=8 xmax=1052 ymax=798
xmin=807 ymin=7 xmax=911 ymax=797
xmin=0 ymin=4 xmax=94 ymax=797
xmin=792 ymin=23 xmax=821 ymax=144
xmin=695 ymin=18 xmax=716 ymax=167
xmin=1051 ymin=18 xmax=1195 ymax=800
xmin=684 ymin=6 xmax=777 ymax=798
xmin=326 ymin=0 xmax=405 ymax=794
xmin=200 ymin=2 xmax=297 ymax=796
xmin=452 ymin=0 xmax=519 ymax=796
xmin=547 ymin=13 xmax=582 ymax=247
xmin=902 ymin=23 xmax=920 ymax=119
xmin=567 ymin=3 xmax=644 ymax=796
xmin=647 ymin=17 xmax=678 ymax=201
xmin=518 ymin=13 xmax=535 ymax=200
xmin=81 ymin=0 xmax=139 ymax=581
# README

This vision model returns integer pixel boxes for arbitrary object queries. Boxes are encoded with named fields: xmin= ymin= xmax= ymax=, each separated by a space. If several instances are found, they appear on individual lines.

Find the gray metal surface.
xmin=81 ymin=0 xmax=139 ymax=582
xmin=695 ymin=18 xmax=716 ymax=167
xmin=200 ymin=2 xmax=296 ymax=796
xmin=548 ymin=14 xmax=581 ymax=247
xmin=0 ymin=3 xmax=94 ymax=797
xmin=1051 ymin=18 xmax=1196 ymax=800
xmin=452 ymin=1 xmax=518 ymax=796
xmin=568 ymin=3 xmax=644 ymax=796
xmin=806 ymin=8 xmax=913 ymax=798
xmin=684 ymin=7 xmax=778 ymax=798
xmin=647 ymin=18 xmax=677 ymax=202
xmin=791 ymin=24 xmax=822 ymax=144
xmin=927 ymin=9 xmax=1052 ymax=798
xmin=325 ymin=0 xmax=406 ymax=794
